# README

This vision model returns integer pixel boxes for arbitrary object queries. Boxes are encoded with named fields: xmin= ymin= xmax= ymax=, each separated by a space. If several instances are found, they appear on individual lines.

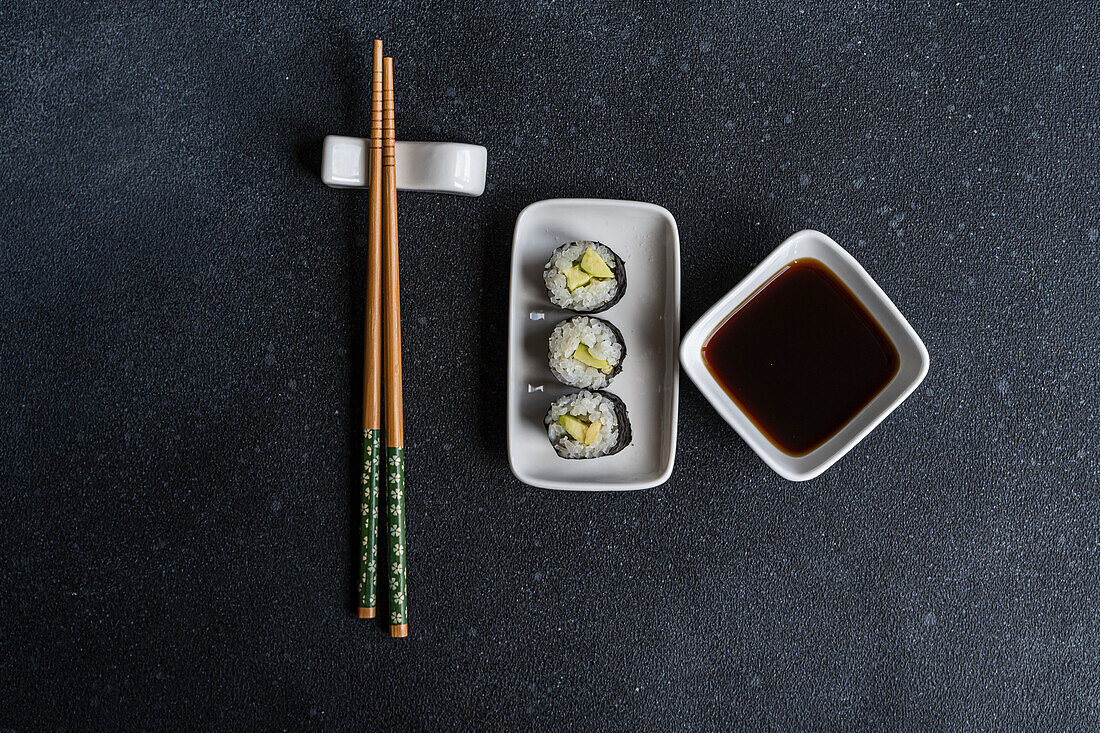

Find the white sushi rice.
xmin=548 ymin=316 xmax=623 ymax=389
xmin=544 ymin=241 xmax=620 ymax=311
xmin=545 ymin=390 xmax=621 ymax=459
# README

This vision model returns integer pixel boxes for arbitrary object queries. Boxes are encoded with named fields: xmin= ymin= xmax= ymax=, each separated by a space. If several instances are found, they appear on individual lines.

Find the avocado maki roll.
xmin=545 ymin=390 xmax=631 ymax=459
xmin=543 ymin=241 xmax=626 ymax=313
xmin=548 ymin=316 xmax=626 ymax=389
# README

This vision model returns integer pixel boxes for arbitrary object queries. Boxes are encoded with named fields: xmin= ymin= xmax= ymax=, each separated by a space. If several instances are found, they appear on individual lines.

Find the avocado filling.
xmin=558 ymin=414 xmax=603 ymax=445
xmin=563 ymin=265 xmax=591 ymax=291
xmin=573 ymin=343 xmax=612 ymax=373
xmin=579 ymin=247 xmax=615 ymax=279
xmin=565 ymin=247 xmax=615 ymax=291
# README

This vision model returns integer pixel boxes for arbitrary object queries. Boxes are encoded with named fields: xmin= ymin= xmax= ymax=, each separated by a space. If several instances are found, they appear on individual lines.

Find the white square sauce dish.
xmin=679 ymin=229 xmax=928 ymax=481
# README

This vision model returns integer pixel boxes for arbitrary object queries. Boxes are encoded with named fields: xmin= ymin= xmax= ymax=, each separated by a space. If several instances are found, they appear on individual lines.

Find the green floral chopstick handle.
xmin=386 ymin=446 xmax=407 ymax=634
xmin=358 ymin=429 xmax=382 ymax=615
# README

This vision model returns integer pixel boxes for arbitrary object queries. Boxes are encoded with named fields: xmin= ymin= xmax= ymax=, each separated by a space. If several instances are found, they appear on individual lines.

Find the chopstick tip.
xmin=390 ymin=623 xmax=408 ymax=638
xmin=357 ymin=607 xmax=376 ymax=619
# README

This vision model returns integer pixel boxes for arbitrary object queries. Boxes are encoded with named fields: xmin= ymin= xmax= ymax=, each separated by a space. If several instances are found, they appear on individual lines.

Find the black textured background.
xmin=2 ymin=1 xmax=1098 ymax=730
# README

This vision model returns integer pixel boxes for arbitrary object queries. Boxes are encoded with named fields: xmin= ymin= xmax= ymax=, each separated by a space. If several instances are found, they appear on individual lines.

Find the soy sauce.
xmin=702 ymin=258 xmax=899 ymax=457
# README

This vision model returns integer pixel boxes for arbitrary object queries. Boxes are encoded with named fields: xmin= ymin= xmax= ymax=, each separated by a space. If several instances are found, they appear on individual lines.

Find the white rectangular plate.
xmin=506 ymin=199 xmax=680 ymax=491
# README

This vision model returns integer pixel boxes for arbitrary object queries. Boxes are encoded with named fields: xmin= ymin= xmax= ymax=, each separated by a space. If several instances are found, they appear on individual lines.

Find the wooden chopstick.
xmin=357 ymin=40 xmax=385 ymax=620
xmin=381 ymin=55 xmax=408 ymax=638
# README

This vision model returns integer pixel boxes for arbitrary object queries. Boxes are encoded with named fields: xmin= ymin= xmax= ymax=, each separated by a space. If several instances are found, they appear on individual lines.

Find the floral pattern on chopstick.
xmin=358 ymin=429 xmax=382 ymax=609
xmin=386 ymin=446 xmax=407 ymax=626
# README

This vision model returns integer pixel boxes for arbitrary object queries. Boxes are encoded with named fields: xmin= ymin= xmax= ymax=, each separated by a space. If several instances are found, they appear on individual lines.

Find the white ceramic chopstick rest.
xmin=322 ymin=136 xmax=487 ymax=196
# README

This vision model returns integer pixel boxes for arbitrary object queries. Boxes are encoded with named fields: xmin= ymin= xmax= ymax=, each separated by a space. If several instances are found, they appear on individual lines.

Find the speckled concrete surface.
xmin=1 ymin=1 xmax=1098 ymax=729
